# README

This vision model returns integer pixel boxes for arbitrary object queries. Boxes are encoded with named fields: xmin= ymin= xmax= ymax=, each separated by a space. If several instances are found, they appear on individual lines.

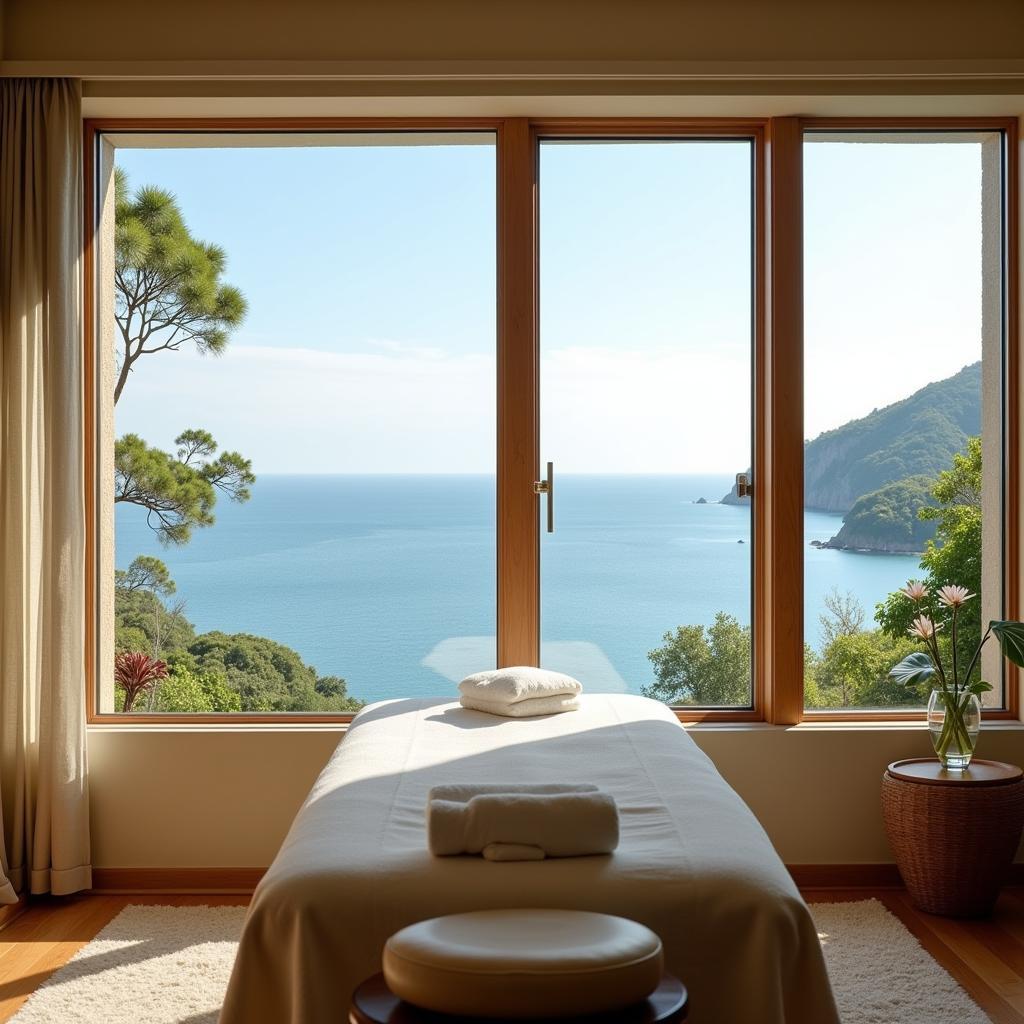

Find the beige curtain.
xmin=0 ymin=78 xmax=91 ymax=904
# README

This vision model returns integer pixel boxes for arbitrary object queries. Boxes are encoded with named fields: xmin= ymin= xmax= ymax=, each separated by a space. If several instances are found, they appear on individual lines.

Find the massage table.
xmin=219 ymin=694 xmax=838 ymax=1024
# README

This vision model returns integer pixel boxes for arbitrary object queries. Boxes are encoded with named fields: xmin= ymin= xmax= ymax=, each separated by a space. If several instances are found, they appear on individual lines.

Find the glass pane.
xmin=803 ymin=130 xmax=1003 ymax=711
xmin=107 ymin=134 xmax=496 ymax=713
xmin=538 ymin=140 xmax=754 ymax=707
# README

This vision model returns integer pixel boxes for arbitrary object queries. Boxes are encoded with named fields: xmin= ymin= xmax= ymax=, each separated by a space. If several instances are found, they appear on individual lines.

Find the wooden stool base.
xmin=349 ymin=973 xmax=688 ymax=1024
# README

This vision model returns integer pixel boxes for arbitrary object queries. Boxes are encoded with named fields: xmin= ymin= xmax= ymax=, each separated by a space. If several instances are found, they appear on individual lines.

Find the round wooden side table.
xmin=349 ymin=973 xmax=688 ymax=1024
xmin=882 ymin=758 xmax=1024 ymax=917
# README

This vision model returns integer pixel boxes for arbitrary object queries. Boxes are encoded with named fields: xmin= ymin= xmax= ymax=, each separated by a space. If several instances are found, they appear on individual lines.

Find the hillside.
xmin=815 ymin=475 xmax=937 ymax=553
xmin=803 ymin=362 xmax=980 ymax=512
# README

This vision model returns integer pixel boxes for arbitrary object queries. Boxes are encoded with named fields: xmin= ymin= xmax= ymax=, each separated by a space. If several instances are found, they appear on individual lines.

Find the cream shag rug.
xmin=813 ymin=899 xmax=989 ymax=1024
xmin=9 ymin=899 xmax=990 ymax=1023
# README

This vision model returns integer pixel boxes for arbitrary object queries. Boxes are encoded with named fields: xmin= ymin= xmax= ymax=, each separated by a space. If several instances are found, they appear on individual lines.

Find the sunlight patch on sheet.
xmin=422 ymin=636 xmax=628 ymax=693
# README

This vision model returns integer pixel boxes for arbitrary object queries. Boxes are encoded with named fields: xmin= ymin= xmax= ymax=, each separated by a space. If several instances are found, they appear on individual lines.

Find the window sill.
xmin=86 ymin=716 xmax=1024 ymax=734
xmin=685 ymin=718 xmax=1024 ymax=732
xmin=87 ymin=721 xmax=350 ymax=734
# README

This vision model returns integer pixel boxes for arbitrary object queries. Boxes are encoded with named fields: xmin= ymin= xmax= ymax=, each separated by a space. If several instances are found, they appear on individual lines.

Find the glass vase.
xmin=927 ymin=688 xmax=981 ymax=771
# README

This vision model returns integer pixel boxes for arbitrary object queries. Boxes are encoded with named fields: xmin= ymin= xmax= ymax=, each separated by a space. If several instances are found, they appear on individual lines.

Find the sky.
xmin=114 ymin=134 xmax=986 ymax=474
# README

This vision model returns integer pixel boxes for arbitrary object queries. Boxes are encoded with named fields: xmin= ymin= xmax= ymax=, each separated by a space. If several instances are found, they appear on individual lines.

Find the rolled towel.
xmin=428 ymin=789 xmax=619 ymax=859
xmin=460 ymin=693 xmax=580 ymax=718
xmin=427 ymin=784 xmax=599 ymax=858
xmin=459 ymin=667 xmax=582 ymax=705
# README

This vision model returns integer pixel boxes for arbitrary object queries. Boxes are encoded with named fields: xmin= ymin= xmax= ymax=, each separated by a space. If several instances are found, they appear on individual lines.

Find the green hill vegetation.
xmin=818 ymin=475 xmax=937 ymax=553
xmin=804 ymin=362 xmax=980 ymax=513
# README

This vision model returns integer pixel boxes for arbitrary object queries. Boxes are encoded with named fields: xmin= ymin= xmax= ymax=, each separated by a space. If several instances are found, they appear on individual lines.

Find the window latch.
xmin=533 ymin=461 xmax=554 ymax=533
xmin=735 ymin=472 xmax=753 ymax=499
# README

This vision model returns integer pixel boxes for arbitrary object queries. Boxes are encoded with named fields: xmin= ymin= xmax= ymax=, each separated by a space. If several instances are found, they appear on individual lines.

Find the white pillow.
xmin=458 ymin=667 xmax=583 ymax=705
xmin=460 ymin=693 xmax=581 ymax=718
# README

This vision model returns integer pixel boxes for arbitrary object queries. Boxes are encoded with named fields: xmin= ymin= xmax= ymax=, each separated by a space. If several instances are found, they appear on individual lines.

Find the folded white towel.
xmin=429 ymin=783 xmax=599 ymax=803
xmin=483 ymin=843 xmax=546 ymax=862
xmin=458 ymin=667 xmax=583 ymax=705
xmin=460 ymin=693 xmax=581 ymax=717
xmin=427 ymin=788 xmax=619 ymax=859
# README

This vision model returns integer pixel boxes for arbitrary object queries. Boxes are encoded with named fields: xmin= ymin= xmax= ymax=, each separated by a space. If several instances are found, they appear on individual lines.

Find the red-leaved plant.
xmin=115 ymin=651 xmax=169 ymax=712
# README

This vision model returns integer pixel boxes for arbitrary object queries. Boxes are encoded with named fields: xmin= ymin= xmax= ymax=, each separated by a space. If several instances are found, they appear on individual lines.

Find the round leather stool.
xmin=350 ymin=909 xmax=687 ymax=1023
xmin=350 ymin=972 xmax=688 ymax=1023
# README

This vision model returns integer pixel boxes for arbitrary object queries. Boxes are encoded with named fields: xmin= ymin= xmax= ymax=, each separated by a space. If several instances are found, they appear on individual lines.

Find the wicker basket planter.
xmin=882 ymin=758 xmax=1024 ymax=918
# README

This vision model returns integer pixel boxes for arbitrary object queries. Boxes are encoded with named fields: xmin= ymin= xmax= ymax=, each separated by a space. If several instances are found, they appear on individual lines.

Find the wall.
xmin=2 ymin=0 xmax=1023 ymax=64
xmin=87 ymin=723 xmax=1024 ymax=869
xmin=4 ymin=0 xmax=1024 ymax=873
xmin=78 ymin=96 xmax=1024 ymax=871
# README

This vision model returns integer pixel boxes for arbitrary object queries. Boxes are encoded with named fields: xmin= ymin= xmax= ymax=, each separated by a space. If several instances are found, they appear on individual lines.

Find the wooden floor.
xmin=803 ymin=888 xmax=1024 ymax=1024
xmin=2 ymin=890 xmax=1024 ymax=1022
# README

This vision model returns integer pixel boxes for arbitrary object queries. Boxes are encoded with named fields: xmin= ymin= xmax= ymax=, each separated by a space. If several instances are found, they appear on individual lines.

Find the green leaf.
xmin=888 ymin=651 xmax=936 ymax=686
xmin=968 ymin=679 xmax=994 ymax=696
xmin=990 ymin=620 xmax=1024 ymax=668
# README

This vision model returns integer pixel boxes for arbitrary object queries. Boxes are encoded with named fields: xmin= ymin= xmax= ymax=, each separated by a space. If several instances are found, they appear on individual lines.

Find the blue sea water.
xmin=115 ymin=475 xmax=920 ymax=703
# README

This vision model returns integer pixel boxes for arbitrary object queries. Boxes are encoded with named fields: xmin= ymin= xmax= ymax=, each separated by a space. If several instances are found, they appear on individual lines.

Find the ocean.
xmin=115 ymin=474 xmax=921 ymax=703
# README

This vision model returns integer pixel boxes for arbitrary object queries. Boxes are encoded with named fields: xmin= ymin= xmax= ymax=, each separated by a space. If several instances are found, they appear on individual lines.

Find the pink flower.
xmin=908 ymin=615 xmax=941 ymax=639
xmin=936 ymin=584 xmax=974 ymax=608
xmin=899 ymin=581 xmax=929 ymax=602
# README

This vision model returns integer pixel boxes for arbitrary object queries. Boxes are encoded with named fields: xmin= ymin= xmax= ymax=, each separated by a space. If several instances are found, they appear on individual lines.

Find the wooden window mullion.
xmin=496 ymin=119 xmax=540 ymax=667
xmin=762 ymin=117 xmax=805 ymax=725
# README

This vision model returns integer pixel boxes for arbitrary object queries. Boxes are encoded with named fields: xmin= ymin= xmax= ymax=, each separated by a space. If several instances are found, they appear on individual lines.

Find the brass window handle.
xmin=534 ymin=461 xmax=554 ymax=533
xmin=736 ymin=472 xmax=753 ymax=499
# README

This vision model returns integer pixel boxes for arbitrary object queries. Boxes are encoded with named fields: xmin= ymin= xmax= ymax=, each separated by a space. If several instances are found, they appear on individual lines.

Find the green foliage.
xmin=644 ymin=612 xmax=752 ymax=706
xmin=824 ymin=475 xmax=937 ymax=552
xmin=115 ymin=431 xmax=255 ymax=546
xmin=877 ymin=437 xmax=982 ymax=669
xmin=807 ymin=631 xmax=921 ymax=708
xmin=151 ymin=666 xmax=242 ymax=713
xmin=115 ymin=554 xmax=176 ymax=597
xmin=113 ymin=560 xmax=362 ymax=712
xmin=887 ymin=651 xmax=936 ymax=688
xmin=645 ymin=590 xmax=923 ymax=711
xmin=114 ymin=558 xmax=195 ymax=658
xmin=185 ymin=632 xmax=363 ymax=712
xmin=804 ymin=363 xmax=980 ymax=512
xmin=818 ymin=589 xmax=865 ymax=647
xmin=314 ymin=675 xmax=353 ymax=701
xmin=114 ymin=168 xmax=247 ymax=404
xmin=804 ymin=596 xmax=921 ymax=708
xmin=184 ymin=631 xmax=310 ymax=711
xmin=991 ymin=620 xmax=1024 ymax=668
xmin=114 ymin=173 xmax=254 ymax=547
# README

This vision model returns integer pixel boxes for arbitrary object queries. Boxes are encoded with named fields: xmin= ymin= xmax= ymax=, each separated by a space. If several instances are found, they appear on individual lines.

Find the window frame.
xmin=82 ymin=115 xmax=1019 ymax=726
xmin=84 ymin=117 xmax=509 ymax=726
xmin=796 ymin=117 xmax=1020 ymax=724
xmin=512 ymin=119 xmax=768 ymax=723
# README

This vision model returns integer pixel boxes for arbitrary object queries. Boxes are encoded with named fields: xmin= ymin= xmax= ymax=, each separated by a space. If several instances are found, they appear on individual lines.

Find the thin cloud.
xmin=118 ymin=341 xmax=751 ymax=475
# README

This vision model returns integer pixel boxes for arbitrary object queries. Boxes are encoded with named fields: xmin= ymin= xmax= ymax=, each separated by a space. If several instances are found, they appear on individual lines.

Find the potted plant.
xmin=888 ymin=581 xmax=1024 ymax=770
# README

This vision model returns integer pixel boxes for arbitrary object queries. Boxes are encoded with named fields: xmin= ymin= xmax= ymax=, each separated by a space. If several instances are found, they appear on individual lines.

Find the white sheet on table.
xmin=219 ymin=694 xmax=838 ymax=1024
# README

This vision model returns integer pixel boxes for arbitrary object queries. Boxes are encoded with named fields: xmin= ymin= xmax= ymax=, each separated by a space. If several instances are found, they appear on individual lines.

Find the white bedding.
xmin=219 ymin=695 xmax=838 ymax=1024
